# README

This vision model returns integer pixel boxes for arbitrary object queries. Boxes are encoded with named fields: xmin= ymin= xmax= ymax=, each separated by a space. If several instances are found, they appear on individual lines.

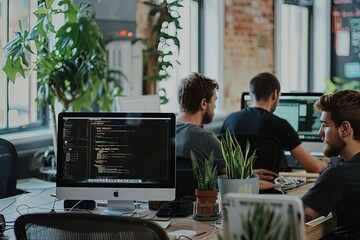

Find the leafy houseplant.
xmin=239 ymin=203 xmax=290 ymax=240
xmin=190 ymin=150 xmax=220 ymax=220
xmin=218 ymin=128 xmax=259 ymax=195
xmin=220 ymin=128 xmax=256 ymax=179
xmin=137 ymin=0 xmax=183 ymax=103
xmin=190 ymin=150 xmax=218 ymax=191
xmin=2 ymin=0 xmax=121 ymax=158
xmin=325 ymin=77 xmax=360 ymax=94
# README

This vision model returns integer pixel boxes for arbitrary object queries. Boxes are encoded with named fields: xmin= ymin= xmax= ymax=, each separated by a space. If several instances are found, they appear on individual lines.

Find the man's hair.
xmin=178 ymin=72 xmax=219 ymax=113
xmin=249 ymin=72 xmax=281 ymax=101
xmin=314 ymin=90 xmax=360 ymax=141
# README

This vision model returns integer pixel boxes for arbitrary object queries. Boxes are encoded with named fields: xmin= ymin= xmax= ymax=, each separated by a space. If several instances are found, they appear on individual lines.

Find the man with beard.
xmin=220 ymin=72 xmax=329 ymax=173
xmin=301 ymin=90 xmax=360 ymax=238
xmin=176 ymin=72 xmax=278 ymax=189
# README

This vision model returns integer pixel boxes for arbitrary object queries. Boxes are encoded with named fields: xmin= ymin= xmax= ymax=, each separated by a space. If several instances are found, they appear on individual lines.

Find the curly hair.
xmin=314 ymin=90 xmax=360 ymax=142
xmin=178 ymin=72 xmax=219 ymax=113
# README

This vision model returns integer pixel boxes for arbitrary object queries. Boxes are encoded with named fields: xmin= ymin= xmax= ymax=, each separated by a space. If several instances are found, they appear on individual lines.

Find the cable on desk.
xmin=23 ymin=186 xmax=56 ymax=198
xmin=201 ymin=219 xmax=220 ymax=240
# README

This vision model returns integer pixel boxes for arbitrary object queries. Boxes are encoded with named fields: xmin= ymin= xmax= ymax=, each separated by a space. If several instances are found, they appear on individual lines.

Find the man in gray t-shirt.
xmin=176 ymin=122 xmax=226 ymax=174
xmin=176 ymin=72 xmax=278 ymax=186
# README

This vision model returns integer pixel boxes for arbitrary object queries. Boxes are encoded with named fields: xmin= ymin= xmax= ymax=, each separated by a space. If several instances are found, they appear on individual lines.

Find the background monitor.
xmin=56 ymin=112 xmax=176 ymax=214
xmin=113 ymin=95 xmax=161 ymax=112
xmin=241 ymin=92 xmax=323 ymax=142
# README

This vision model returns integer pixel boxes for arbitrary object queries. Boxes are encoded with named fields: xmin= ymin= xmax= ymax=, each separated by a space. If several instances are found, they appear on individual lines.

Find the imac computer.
xmin=241 ymin=92 xmax=325 ymax=165
xmin=113 ymin=95 xmax=161 ymax=112
xmin=56 ymin=112 xmax=176 ymax=214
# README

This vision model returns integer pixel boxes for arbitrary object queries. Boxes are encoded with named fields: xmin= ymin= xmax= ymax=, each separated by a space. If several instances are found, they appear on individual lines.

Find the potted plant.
xmin=190 ymin=150 xmax=220 ymax=221
xmin=2 ymin=0 xmax=122 ymax=159
xmin=218 ymin=128 xmax=259 ymax=197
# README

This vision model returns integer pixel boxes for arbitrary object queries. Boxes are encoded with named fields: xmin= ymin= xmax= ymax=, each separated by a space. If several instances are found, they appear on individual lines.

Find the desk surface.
xmin=0 ymin=178 xmax=335 ymax=240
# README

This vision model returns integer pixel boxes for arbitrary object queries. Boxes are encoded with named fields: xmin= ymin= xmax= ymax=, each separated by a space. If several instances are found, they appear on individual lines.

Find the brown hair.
xmin=177 ymin=72 xmax=219 ymax=113
xmin=314 ymin=90 xmax=360 ymax=141
xmin=249 ymin=72 xmax=281 ymax=101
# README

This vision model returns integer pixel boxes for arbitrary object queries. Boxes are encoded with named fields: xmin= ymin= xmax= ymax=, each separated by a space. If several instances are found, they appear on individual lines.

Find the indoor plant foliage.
xmin=190 ymin=150 xmax=219 ymax=219
xmin=137 ymin=0 xmax=183 ymax=103
xmin=220 ymin=128 xmax=257 ymax=179
xmin=2 ymin=0 xmax=121 ymax=124
xmin=2 ymin=0 xmax=122 ymax=157
xmin=190 ymin=150 xmax=218 ymax=191
xmin=239 ymin=203 xmax=291 ymax=240
xmin=218 ymin=203 xmax=291 ymax=240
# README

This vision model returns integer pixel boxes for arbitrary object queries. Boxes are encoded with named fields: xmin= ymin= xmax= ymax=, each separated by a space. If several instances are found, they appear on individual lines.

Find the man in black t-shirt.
xmin=301 ymin=90 xmax=360 ymax=238
xmin=220 ymin=72 xmax=328 ymax=173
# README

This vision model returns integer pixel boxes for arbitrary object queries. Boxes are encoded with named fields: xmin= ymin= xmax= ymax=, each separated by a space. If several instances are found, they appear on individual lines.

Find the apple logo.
xmin=113 ymin=190 xmax=119 ymax=197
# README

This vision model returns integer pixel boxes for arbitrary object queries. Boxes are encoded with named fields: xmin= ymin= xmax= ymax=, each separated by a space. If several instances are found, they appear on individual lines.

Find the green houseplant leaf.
xmin=220 ymin=128 xmax=257 ymax=179
xmin=190 ymin=150 xmax=218 ymax=190
xmin=2 ymin=0 xmax=122 ymax=114
xmin=2 ymin=0 xmax=123 ymax=161
xmin=136 ymin=0 xmax=183 ymax=101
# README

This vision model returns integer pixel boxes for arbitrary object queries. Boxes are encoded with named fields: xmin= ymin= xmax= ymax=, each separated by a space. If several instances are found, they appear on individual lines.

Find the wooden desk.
xmin=0 ymin=179 xmax=335 ymax=240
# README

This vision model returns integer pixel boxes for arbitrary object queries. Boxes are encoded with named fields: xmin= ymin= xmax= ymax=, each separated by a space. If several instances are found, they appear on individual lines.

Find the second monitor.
xmin=241 ymin=92 xmax=323 ymax=142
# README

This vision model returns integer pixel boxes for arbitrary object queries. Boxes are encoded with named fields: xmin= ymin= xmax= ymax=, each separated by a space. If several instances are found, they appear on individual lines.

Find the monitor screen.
xmin=56 ymin=112 xmax=176 ymax=213
xmin=241 ymin=92 xmax=323 ymax=142
xmin=113 ymin=95 xmax=161 ymax=112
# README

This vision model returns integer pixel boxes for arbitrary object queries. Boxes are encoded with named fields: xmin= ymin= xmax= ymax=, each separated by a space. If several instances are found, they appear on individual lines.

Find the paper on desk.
xmin=279 ymin=172 xmax=319 ymax=182
xmin=305 ymin=213 xmax=333 ymax=226
xmin=17 ymin=178 xmax=56 ymax=191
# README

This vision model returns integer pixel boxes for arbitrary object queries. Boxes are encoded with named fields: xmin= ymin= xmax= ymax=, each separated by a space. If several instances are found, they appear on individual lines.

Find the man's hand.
xmin=254 ymin=169 xmax=278 ymax=181
xmin=260 ymin=180 xmax=279 ymax=190
xmin=304 ymin=205 xmax=321 ymax=222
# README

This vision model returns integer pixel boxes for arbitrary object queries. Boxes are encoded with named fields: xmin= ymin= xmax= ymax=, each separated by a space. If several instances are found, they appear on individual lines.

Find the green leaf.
xmin=45 ymin=0 xmax=55 ymax=9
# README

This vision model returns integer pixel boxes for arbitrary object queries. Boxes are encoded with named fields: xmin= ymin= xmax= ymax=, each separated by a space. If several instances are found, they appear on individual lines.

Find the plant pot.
xmin=217 ymin=174 xmax=260 ymax=198
xmin=192 ymin=189 xmax=220 ymax=221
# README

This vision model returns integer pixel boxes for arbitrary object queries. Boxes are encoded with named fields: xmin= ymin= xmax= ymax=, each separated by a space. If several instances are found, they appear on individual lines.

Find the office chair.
xmin=218 ymin=134 xmax=288 ymax=173
xmin=0 ymin=138 xmax=18 ymax=198
xmin=14 ymin=212 xmax=168 ymax=240
xmin=176 ymin=156 xmax=197 ymax=200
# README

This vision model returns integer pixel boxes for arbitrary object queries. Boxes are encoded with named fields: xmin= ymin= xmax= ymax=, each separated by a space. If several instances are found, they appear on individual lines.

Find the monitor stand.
xmin=103 ymin=200 xmax=136 ymax=216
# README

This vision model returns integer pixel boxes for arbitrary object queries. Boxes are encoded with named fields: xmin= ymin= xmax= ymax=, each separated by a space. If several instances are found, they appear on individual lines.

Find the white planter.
xmin=217 ymin=174 xmax=260 ymax=198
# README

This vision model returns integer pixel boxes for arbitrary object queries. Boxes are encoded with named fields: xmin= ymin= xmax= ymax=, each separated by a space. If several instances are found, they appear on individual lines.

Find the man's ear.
xmin=339 ymin=121 xmax=351 ymax=137
xmin=271 ymin=89 xmax=279 ymax=101
xmin=200 ymin=98 xmax=207 ymax=110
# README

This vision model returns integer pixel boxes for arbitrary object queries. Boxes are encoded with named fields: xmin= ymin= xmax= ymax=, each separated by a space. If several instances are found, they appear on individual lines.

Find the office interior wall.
xmin=223 ymin=0 xmax=275 ymax=113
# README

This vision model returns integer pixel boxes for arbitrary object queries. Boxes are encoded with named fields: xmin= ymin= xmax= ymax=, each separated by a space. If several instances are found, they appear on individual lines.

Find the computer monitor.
xmin=56 ymin=112 xmax=176 ymax=214
xmin=241 ymin=92 xmax=323 ymax=142
xmin=113 ymin=95 xmax=161 ymax=112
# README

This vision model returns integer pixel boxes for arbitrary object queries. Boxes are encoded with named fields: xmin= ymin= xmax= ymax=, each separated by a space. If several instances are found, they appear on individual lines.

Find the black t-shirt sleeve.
xmin=301 ymin=166 xmax=349 ymax=217
xmin=264 ymin=117 xmax=301 ymax=151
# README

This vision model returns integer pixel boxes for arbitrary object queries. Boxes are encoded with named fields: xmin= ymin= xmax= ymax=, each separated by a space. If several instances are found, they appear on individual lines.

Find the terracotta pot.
xmin=194 ymin=189 xmax=219 ymax=217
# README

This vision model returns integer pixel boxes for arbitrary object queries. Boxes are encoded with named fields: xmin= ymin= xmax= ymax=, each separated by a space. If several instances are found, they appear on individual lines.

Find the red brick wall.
xmin=223 ymin=0 xmax=274 ymax=112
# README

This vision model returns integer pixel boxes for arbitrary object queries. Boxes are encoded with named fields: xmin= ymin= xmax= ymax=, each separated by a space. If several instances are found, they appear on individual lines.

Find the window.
xmin=159 ymin=0 xmax=200 ymax=113
xmin=0 ymin=0 xmax=48 ymax=134
xmin=275 ymin=0 xmax=310 ymax=92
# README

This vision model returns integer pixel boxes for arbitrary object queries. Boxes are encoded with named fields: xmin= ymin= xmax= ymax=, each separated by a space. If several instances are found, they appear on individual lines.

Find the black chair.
xmin=175 ymin=156 xmax=197 ymax=200
xmin=0 ymin=138 xmax=18 ymax=198
xmin=218 ymin=134 xmax=288 ymax=173
xmin=14 ymin=212 xmax=168 ymax=240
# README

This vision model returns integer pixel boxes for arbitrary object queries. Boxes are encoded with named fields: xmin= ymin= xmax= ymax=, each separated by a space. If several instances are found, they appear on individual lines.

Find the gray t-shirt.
xmin=176 ymin=122 xmax=226 ymax=173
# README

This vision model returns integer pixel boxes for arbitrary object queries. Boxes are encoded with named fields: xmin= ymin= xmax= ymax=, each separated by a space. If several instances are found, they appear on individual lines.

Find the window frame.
xmin=0 ymin=0 xmax=49 ymax=135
